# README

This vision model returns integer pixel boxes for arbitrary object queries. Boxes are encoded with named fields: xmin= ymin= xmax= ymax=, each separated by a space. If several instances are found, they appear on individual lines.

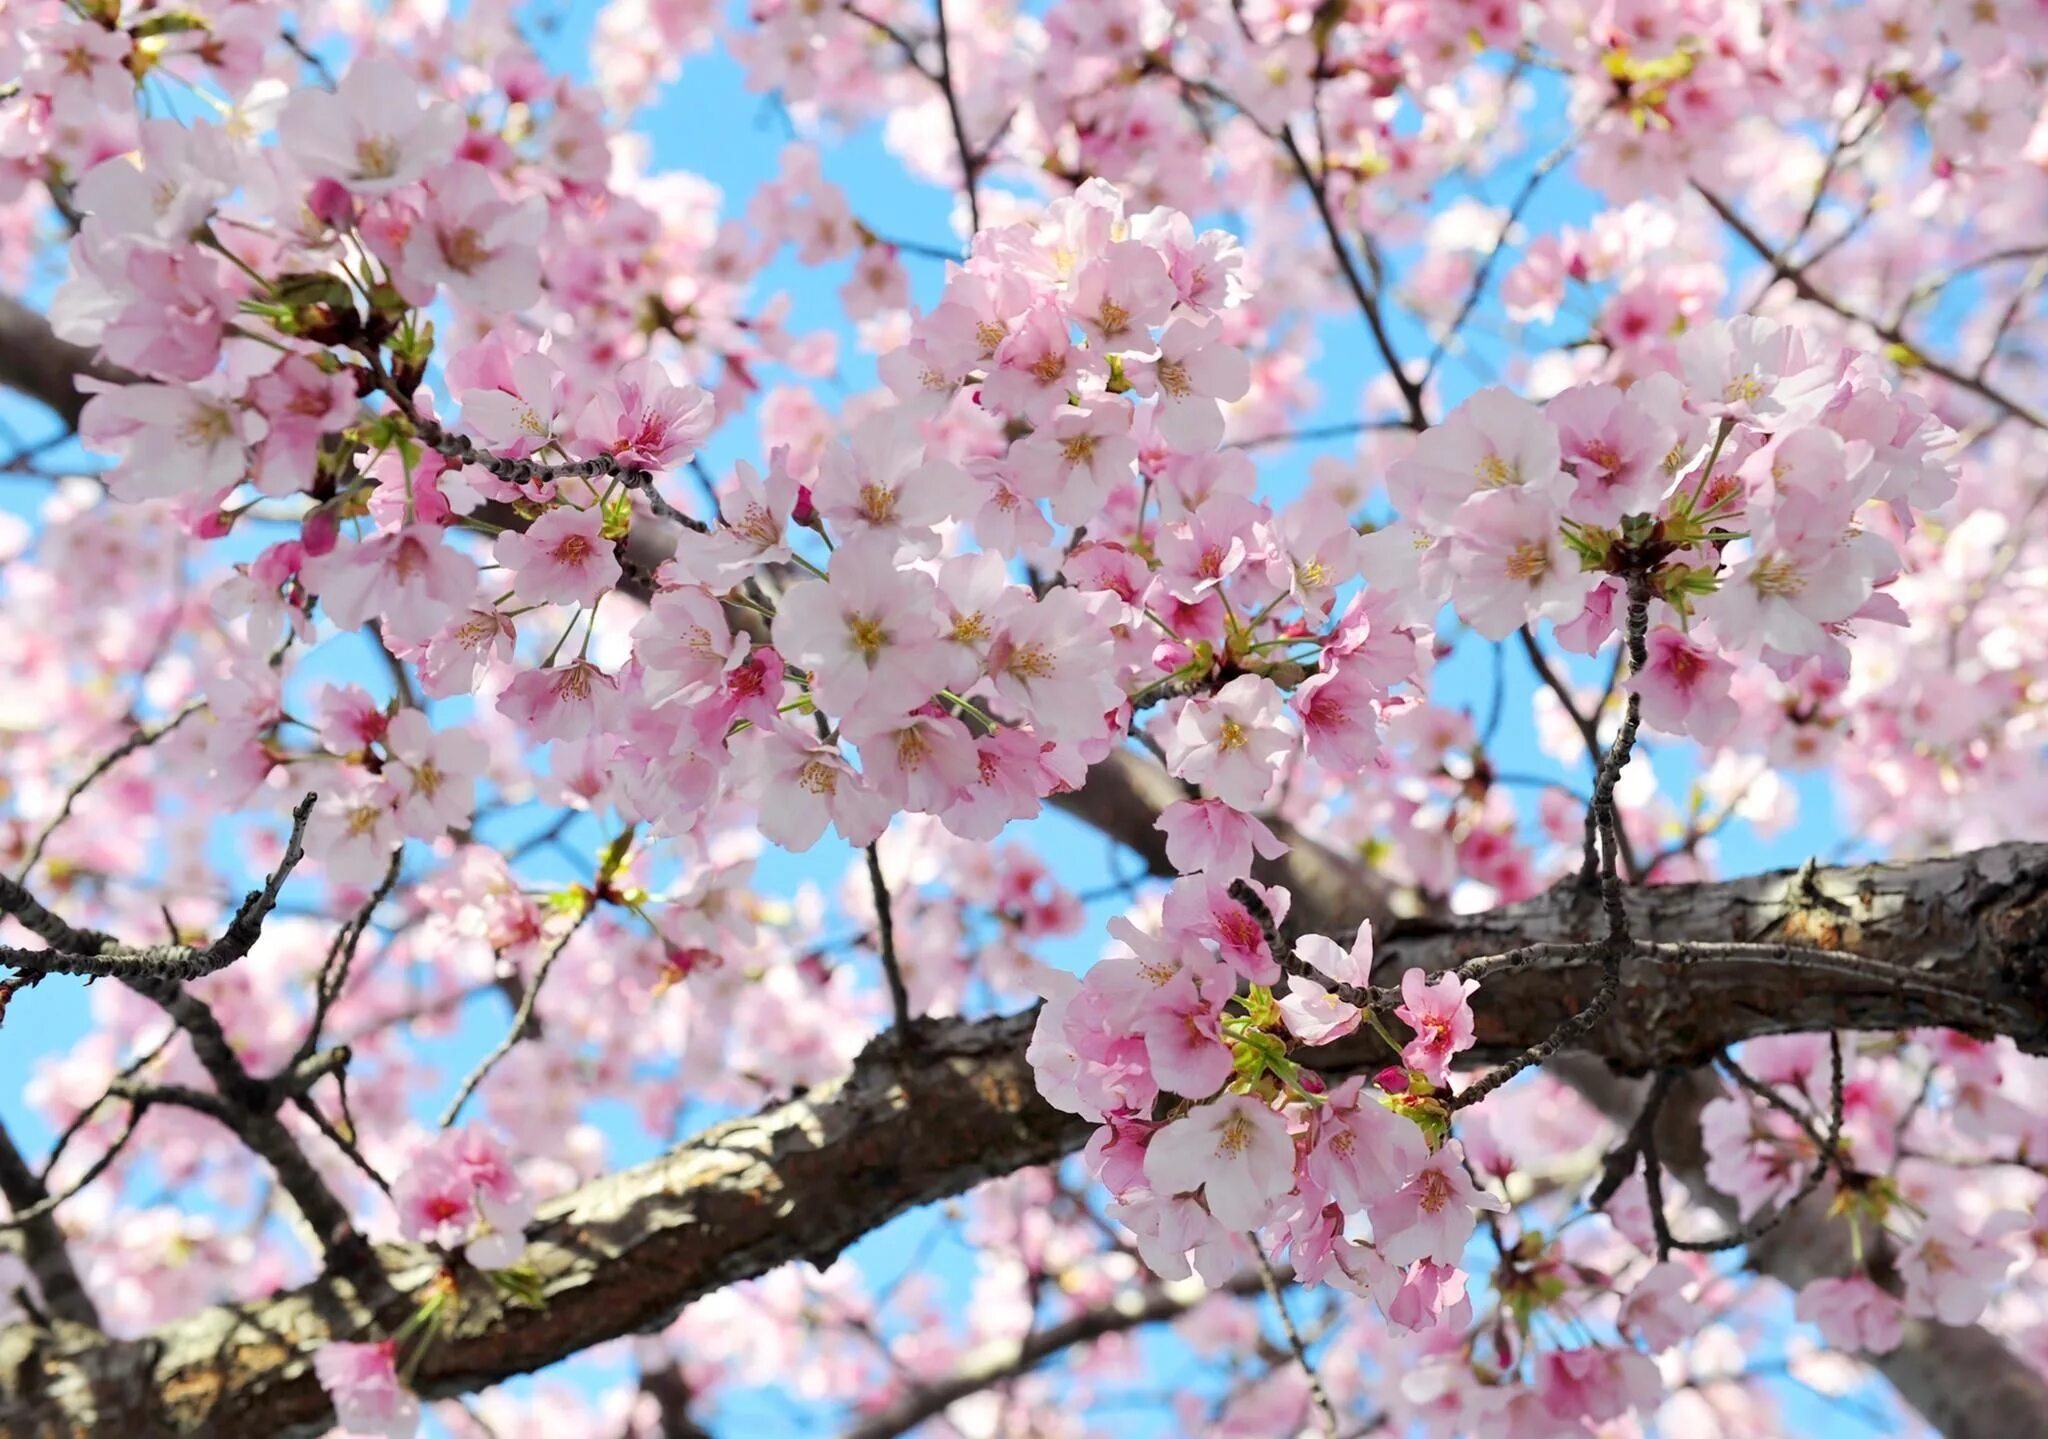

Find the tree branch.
xmin=6 ymin=842 xmax=2048 ymax=1432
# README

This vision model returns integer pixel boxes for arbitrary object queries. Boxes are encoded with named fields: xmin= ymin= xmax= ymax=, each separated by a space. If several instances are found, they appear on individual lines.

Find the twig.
xmin=1252 ymin=1239 xmax=1338 ymax=1439
xmin=439 ymin=895 xmax=598 ymax=1126
xmin=15 ymin=702 xmax=205 ymax=882
xmin=865 ymin=844 xmax=915 ymax=1036
xmin=2 ymin=795 xmax=318 ymax=984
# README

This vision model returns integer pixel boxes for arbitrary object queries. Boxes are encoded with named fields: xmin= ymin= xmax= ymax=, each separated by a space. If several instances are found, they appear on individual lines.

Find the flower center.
xmin=442 ymin=225 xmax=489 ymax=275
xmin=1504 ymin=539 xmax=1550 ymax=582
xmin=1218 ymin=1111 xmax=1255 ymax=1157
xmin=1155 ymin=357 xmax=1193 ymax=399
xmin=846 ymin=614 xmax=888 ymax=660
xmin=1751 ymin=555 xmax=1806 ymax=598
xmin=354 ymin=135 xmax=401 ymax=180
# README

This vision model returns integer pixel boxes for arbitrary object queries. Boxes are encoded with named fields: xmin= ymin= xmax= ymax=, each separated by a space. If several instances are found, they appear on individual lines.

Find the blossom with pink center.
xmin=1546 ymin=382 xmax=1675 ymax=525
xmin=1535 ymin=1346 xmax=1663 ymax=1426
xmin=983 ymin=301 xmax=1092 ymax=424
xmin=1676 ymin=315 xmax=1825 ymax=425
xmin=498 ymin=659 xmax=618 ymax=743
xmin=397 ymin=161 xmax=547 ymax=314
xmin=1066 ymin=239 xmax=1176 ymax=351
xmin=1292 ymin=660 xmax=1383 ymax=775
xmin=1794 ymin=1275 xmax=1904 ymax=1353
xmin=416 ymin=607 xmax=518 ymax=699
xmin=279 ymin=56 xmax=462 ymax=196
xmin=1631 ymin=626 xmax=1739 ymax=745
xmin=1163 ymin=674 xmax=1293 ymax=811
xmin=1161 ymin=875 xmax=1288 ymax=986
xmin=849 ymin=710 xmax=979 ymax=814
xmin=1143 ymin=1092 xmax=1297 ymax=1231
xmin=1899 ymin=1217 xmax=2020 ymax=1325
xmin=941 ymin=727 xmax=1061 ymax=842
xmin=772 ymin=539 xmax=966 ymax=725
xmin=1447 ymin=487 xmax=1595 ymax=642
xmin=460 ymin=350 xmax=566 ymax=460
xmin=1135 ymin=969 xmax=1235 ymax=1099
xmin=1155 ymin=797 xmax=1289 ymax=881
xmin=576 ymin=357 xmax=716 ymax=471
xmin=495 ymin=506 xmax=621 ymax=609
xmin=1694 ymin=525 xmax=1882 ymax=658
xmin=303 ymin=527 xmax=475 ymax=645
xmin=1387 ymin=387 xmax=1564 ymax=530
xmin=1381 ymin=1259 xmax=1471 ymax=1334
xmin=317 ymin=684 xmax=389 ymax=757
xmin=312 ymin=1340 xmax=420 ymax=1439
xmin=1113 ymin=1191 xmax=1241 ymax=1287
xmin=79 ymin=381 xmax=252 ymax=503
xmin=1154 ymin=495 xmax=1262 ymax=603
xmin=670 ymin=453 xmax=800 ymax=581
xmin=986 ymin=588 xmax=1122 ymax=744
xmin=305 ymin=779 xmax=403 ymax=889
xmin=1305 ymin=1078 xmax=1428 ymax=1212
xmin=250 ymin=356 xmax=359 ymax=497
xmin=1395 ymin=968 xmax=1479 ymax=1088
xmin=1372 ymin=1140 xmax=1507 ymax=1268
xmin=96 ymin=244 xmax=234 ymax=383
xmin=1126 ymin=316 xmax=1251 ymax=452
xmin=632 ymin=586 xmax=750 ymax=707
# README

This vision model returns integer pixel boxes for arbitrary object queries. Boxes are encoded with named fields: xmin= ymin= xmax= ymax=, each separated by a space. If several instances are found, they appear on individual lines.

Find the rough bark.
xmin=0 ymin=1013 xmax=1082 ymax=1437
xmin=5 ymin=296 xmax=2047 ymax=1435
xmin=5 ymin=845 xmax=2048 ymax=1434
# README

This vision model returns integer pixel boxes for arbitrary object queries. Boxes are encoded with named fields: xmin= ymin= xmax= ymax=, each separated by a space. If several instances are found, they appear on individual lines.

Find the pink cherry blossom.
xmin=312 ymin=1341 xmax=420 ymax=1439
xmin=1155 ymin=798 xmax=1289 ymax=881
xmin=1373 ymin=1141 xmax=1508 ymax=1269
xmin=304 ymin=528 xmax=475 ymax=645
xmin=576 ymin=358 xmax=716 ymax=470
xmin=1395 ymin=968 xmax=1479 ymax=1088
xmin=494 ymin=506 xmax=622 ymax=609
xmin=1795 ymin=1275 xmax=1904 ymax=1354
xmin=1126 ymin=316 xmax=1251 ymax=452
xmin=279 ymin=57 xmax=462 ymax=196
xmin=1163 ymin=675 xmax=1293 ymax=810
xmin=1143 ymin=1093 xmax=1297 ymax=1232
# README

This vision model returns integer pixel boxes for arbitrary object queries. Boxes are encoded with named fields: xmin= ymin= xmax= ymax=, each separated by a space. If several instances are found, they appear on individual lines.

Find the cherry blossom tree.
xmin=5 ymin=2 xmax=2048 ymax=1436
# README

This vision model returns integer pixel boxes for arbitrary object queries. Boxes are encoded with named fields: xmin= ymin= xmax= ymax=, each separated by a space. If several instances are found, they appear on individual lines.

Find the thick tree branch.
xmin=0 ymin=295 xmax=124 ymax=431
xmin=0 ymin=1122 xmax=101 ymax=1332
xmin=6 ymin=844 xmax=2048 ymax=1433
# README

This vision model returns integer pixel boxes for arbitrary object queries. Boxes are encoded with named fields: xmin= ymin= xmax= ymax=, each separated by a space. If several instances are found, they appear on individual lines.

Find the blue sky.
xmin=0 ymin=4 xmax=1893 ymax=1434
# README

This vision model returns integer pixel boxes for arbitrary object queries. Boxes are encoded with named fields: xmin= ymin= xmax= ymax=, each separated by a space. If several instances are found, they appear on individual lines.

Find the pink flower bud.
xmin=301 ymin=506 xmax=340 ymax=557
xmin=252 ymin=541 xmax=305 ymax=586
xmin=306 ymin=177 xmax=356 ymax=231
xmin=194 ymin=509 xmax=234 ymax=540
xmin=1374 ymin=1065 xmax=1409 ymax=1095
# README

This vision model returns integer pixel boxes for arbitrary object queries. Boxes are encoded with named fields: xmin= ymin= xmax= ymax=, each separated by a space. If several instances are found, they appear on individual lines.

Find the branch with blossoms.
xmin=6 ymin=3 xmax=2048 ymax=1438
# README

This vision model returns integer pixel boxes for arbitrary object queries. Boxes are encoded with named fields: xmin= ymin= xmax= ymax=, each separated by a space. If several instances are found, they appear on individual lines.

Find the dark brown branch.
xmin=0 ymin=1121 xmax=100 ymax=1330
xmin=2 ymin=794 xmax=317 ymax=985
